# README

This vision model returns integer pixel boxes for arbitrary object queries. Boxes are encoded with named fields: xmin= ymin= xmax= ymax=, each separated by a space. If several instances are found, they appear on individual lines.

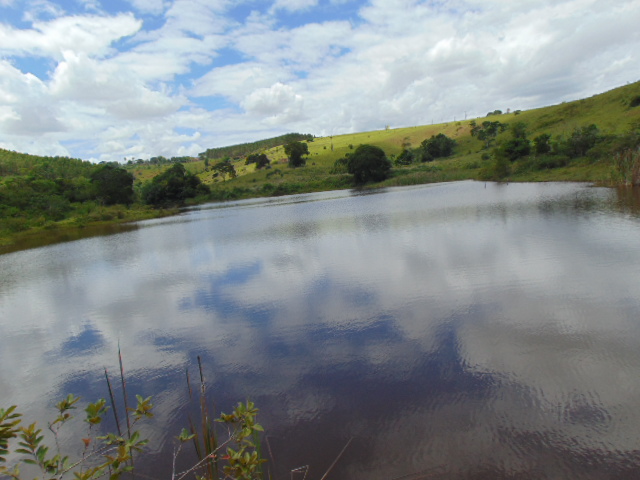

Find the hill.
xmin=2 ymin=80 xmax=640 ymax=251
xmin=200 ymin=132 xmax=314 ymax=160
xmin=190 ymin=80 xmax=640 ymax=194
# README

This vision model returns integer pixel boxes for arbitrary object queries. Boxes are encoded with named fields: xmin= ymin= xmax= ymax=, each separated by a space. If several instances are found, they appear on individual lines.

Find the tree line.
xmin=0 ymin=150 xmax=213 ymax=236
xmin=200 ymin=133 xmax=314 ymax=160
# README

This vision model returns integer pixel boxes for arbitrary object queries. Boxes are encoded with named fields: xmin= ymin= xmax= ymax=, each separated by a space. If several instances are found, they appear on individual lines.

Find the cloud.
xmin=0 ymin=13 xmax=142 ymax=59
xmin=1 ymin=0 xmax=640 ymax=161
xmin=241 ymin=82 xmax=305 ymax=123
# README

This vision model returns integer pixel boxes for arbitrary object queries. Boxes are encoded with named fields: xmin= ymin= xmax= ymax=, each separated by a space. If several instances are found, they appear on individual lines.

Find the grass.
xmin=2 ymin=80 xmax=640 ymax=253
xmin=186 ymin=80 xmax=640 ymax=197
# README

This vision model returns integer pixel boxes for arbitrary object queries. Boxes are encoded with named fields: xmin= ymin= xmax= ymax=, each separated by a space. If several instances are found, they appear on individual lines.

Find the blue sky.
xmin=0 ymin=0 xmax=639 ymax=162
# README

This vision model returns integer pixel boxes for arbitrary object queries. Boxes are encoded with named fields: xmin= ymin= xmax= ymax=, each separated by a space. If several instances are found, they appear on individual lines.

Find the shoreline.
xmin=0 ymin=168 xmax=621 ymax=255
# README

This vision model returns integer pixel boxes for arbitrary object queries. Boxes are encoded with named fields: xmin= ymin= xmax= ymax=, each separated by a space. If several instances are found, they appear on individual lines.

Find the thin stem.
xmin=319 ymin=437 xmax=353 ymax=480
xmin=104 ymin=368 xmax=122 ymax=437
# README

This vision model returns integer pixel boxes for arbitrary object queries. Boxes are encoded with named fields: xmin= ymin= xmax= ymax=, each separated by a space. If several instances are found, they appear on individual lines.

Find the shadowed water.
xmin=2 ymin=181 xmax=640 ymax=479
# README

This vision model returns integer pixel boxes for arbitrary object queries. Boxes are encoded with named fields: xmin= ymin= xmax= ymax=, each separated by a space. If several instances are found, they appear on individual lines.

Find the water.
xmin=2 ymin=181 xmax=640 ymax=479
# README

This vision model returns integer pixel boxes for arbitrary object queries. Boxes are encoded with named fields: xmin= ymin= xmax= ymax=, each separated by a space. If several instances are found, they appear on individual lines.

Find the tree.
xmin=499 ymin=138 xmax=531 ymax=161
xmin=284 ymin=141 xmax=309 ymax=168
xmin=510 ymin=121 xmax=528 ymax=139
xmin=565 ymin=124 xmax=600 ymax=157
xmin=533 ymin=133 xmax=552 ymax=155
xmin=212 ymin=160 xmax=237 ymax=181
xmin=470 ymin=120 xmax=508 ymax=149
xmin=90 ymin=164 xmax=135 ymax=205
xmin=142 ymin=163 xmax=209 ymax=206
xmin=395 ymin=148 xmax=415 ymax=165
xmin=419 ymin=133 xmax=456 ymax=161
xmin=245 ymin=153 xmax=270 ymax=169
xmin=496 ymin=122 xmax=530 ymax=161
xmin=347 ymin=144 xmax=392 ymax=184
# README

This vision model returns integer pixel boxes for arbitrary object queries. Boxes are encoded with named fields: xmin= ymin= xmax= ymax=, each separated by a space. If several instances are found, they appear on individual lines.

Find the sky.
xmin=0 ymin=0 xmax=639 ymax=163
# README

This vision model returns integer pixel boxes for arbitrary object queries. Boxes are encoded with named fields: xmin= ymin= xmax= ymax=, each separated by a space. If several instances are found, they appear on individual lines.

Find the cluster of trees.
xmin=0 ymin=149 xmax=213 ymax=235
xmin=395 ymin=133 xmax=457 ymax=165
xmin=478 ymin=120 xmax=640 ymax=180
xmin=332 ymin=144 xmax=392 ymax=184
xmin=470 ymin=120 xmax=509 ymax=149
xmin=0 ymin=153 xmax=138 ymax=227
xmin=141 ymin=163 xmax=210 ymax=206
xmin=200 ymin=133 xmax=314 ymax=161
xmin=245 ymin=153 xmax=271 ymax=169
xmin=125 ymin=156 xmax=194 ymax=166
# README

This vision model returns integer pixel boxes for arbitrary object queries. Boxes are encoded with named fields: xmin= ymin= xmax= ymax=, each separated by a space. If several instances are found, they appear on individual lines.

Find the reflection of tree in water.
xmin=614 ymin=186 xmax=640 ymax=217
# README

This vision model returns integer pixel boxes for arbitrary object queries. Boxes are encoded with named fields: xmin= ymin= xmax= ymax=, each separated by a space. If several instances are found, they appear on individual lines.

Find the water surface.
xmin=2 ymin=181 xmax=640 ymax=479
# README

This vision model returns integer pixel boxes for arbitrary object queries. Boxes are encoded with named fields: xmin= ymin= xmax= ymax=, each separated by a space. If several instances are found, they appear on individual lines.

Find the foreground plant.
xmin=1 ymin=355 xmax=266 ymax=480
xmin=0 ymin=393 xmax=152 ymax=480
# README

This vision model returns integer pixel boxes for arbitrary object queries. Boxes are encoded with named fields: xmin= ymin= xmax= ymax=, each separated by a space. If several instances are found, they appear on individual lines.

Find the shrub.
xmin=347 ymin=145 xmax=392 ymax=184
xmin=419 ymin=133 xmax=456 ymax=161
xmin=142 ymin=164 xmax=209 ymax=207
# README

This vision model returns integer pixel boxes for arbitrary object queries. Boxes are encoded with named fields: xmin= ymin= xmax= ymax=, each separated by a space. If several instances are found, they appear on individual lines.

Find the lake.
xmin=2 ymin=180 xmax=640 ymax=480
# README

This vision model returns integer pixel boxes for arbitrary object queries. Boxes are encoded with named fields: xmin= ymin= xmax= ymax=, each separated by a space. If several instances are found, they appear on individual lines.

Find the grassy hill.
xmin=2 ymin=80 xmax=640 ymax=251
xmin=179 ymin=80 xmax=640 ymax=195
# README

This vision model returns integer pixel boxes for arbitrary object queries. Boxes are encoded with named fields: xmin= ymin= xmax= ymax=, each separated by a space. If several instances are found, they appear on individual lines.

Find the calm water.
xmin=2 ymin=181 xmax=640 ymax=480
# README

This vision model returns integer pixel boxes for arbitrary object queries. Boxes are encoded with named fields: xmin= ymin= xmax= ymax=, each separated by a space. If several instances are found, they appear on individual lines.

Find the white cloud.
xmin=192 ymin=62 xmax=285 ymax=101
xmin=241 ymin=82 xmax=305 ymax=123
xmin=22 ymin=0 xmax=66 ymax=21
xmin=0 ymin=13 xmax=142 ymax=59
xmin=1 ymin=0 xmax=640 ymax=161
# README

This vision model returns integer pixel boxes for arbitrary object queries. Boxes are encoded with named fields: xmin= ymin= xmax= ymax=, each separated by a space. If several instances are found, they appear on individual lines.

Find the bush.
xmin=142 ymin=163 xmax=209 ymax=207
xmin=529 ymin=155 xmax=571 ymax=171
xmin=499 ymin=137 xmax=531 ymax=161
xmin=331 ymin=156 xmax=349 ymax=174
xmin=284 ymin=141 xmax=309 ymax=168
xmin=347 ymin=145 xmax=392 ymax=184
xmin=245 ymin=153 xmax=270 ymax=169
xmin=419 ymin=133 xmax=456 ymax=161
xmin=90 ymin=164 xmax=135 ymax=206
xmin=395 ymin=149 xmax=415 ymax=166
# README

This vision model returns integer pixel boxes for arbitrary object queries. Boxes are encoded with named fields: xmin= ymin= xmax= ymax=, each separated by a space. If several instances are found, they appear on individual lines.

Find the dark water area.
xmin=2 ymin=181 xmax=640 ymax=479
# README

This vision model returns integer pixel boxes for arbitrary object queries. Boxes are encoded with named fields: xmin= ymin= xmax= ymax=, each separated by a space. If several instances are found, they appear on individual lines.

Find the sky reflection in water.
xmin=2 ymin=181 xmax=640 ymax=479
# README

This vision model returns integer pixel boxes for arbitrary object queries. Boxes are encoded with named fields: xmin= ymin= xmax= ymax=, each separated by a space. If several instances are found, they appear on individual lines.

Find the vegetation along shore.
xmin=1 ymin=81 xmax=640 ymax=253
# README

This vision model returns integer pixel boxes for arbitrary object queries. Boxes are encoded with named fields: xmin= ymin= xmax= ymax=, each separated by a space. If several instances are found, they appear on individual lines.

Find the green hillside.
xmin=2 ymin=80 xmax=640 ymax=251
xmin=189 ymin=80 xmax=640 ymax=193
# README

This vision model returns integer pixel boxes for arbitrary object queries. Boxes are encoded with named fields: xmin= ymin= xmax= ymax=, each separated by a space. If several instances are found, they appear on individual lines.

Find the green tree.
xmin=142 ymin=163 xmax=209 ymax=206
xmin=245 ymin=153 xmax=270 ymax=169
xmin=565 ymin=124 xmax=600 ymax=157
xmin=499 ymin=138 xmax=531 ymax=161
xmin=510 ymin=121 xmax=528 ymax=139
xmin=347 ymin=145 xmax=392 ymax=184
xmin=533 ymin=133 xmax=552 ymax=155
xmin=90 ymin=164 xmax=135 ymax=206
xmin=470 ymin=120 xmax=508 ymax=149
xmin=419 ymin=133 xmax=456 ymax=161
xmin=284 ymin=141 xmax=309 ymax=168
xmin=394 ymin=148 xmax=415 ymax=165
xmin=496 ymin=122 xmax=531 ymax=161
xmin=212 ymin=160 xmax=237 ymax=181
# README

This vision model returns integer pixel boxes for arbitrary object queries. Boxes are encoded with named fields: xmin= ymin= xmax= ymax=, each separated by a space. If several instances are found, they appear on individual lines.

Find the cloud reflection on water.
xmin=2 ymin=182 xmax=640 ymax=478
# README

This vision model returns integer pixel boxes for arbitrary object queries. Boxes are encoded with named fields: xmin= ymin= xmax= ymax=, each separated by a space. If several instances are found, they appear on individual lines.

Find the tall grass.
xmin=614 ymin=148 xmax=640 ymax=186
